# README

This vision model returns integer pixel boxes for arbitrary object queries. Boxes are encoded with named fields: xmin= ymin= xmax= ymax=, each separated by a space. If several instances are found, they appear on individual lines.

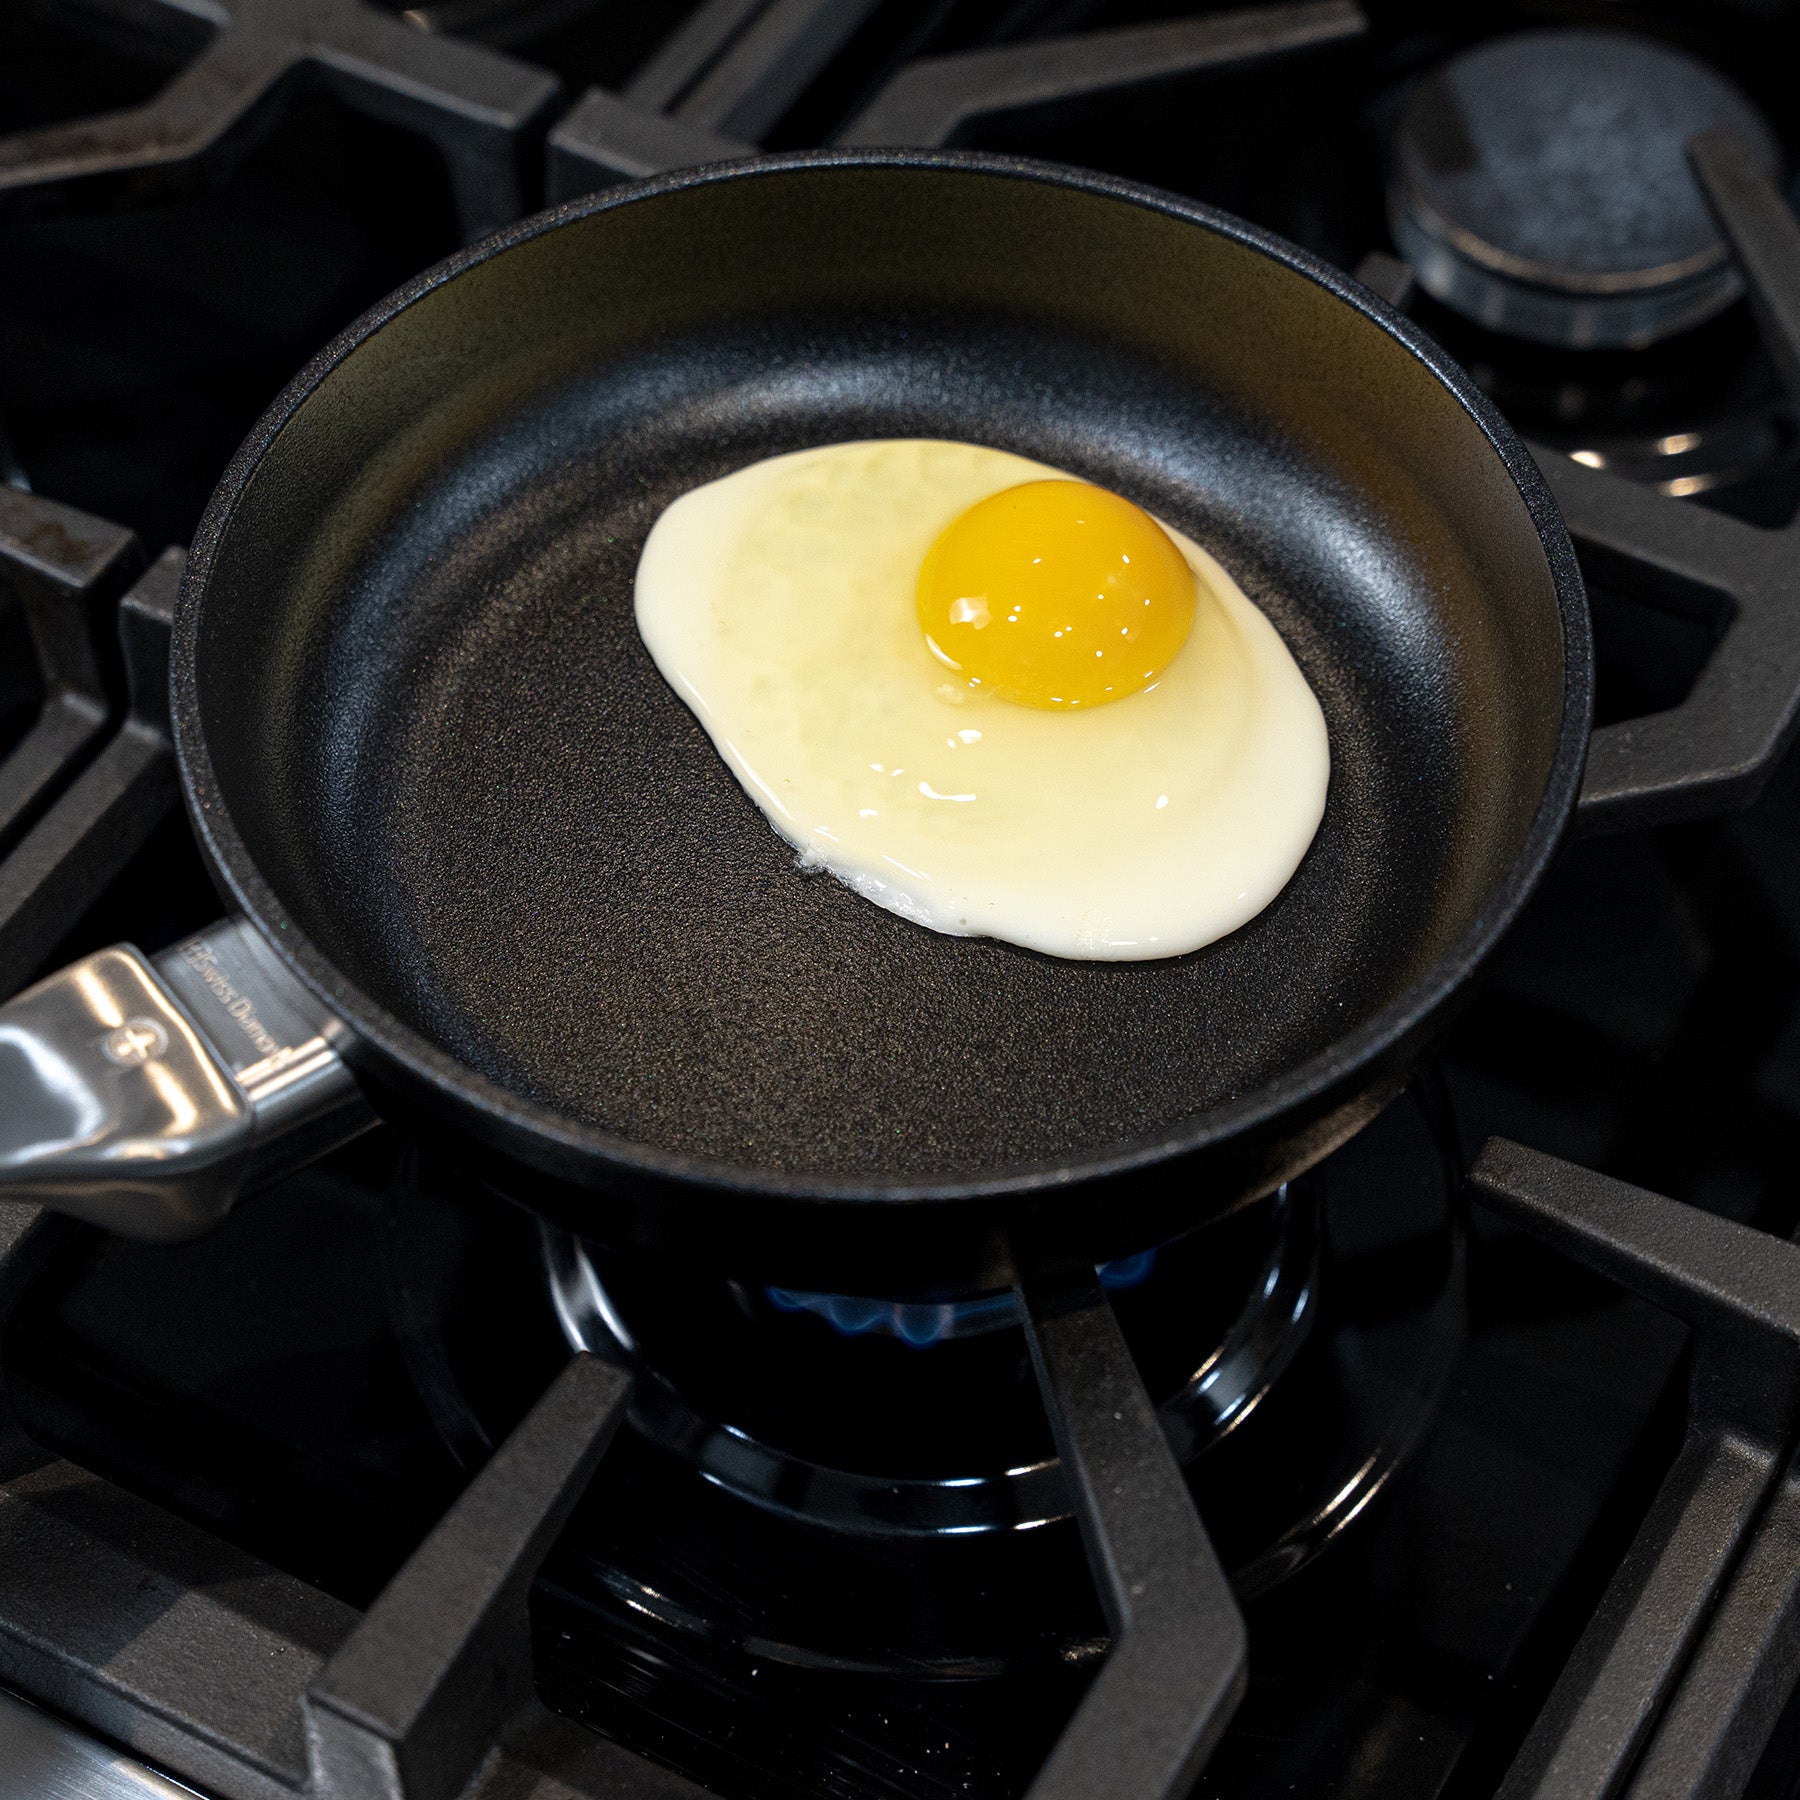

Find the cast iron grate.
xmin=0 ymin=0 xmax=561 ymax=239
xmin=0 ymin=488 xmax=143 ymax=873
xmin=1471 ymin=1142 xmax=1800 ymax=1799
xmin=0 ymin=532 xmax=180 ymax=1000
xmin=544 ymin=0 xmax=1366 ymax=198
xmin=1359 ymin=129 xmax=1800 ymax=834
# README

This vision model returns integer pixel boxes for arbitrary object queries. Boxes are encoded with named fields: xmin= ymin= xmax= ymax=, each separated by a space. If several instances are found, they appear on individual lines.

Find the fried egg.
xmin=634 ymin=439 xmax=1328 ymax=960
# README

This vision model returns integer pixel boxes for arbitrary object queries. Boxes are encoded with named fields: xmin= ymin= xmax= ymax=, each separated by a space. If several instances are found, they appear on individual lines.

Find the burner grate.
xmin=545 ymin=0 xmax=1367 ymax=198
xmin=1473 ymin=1141 xmax=1800 ymax=1798
xmin=1362 ymin=127 xmax=1800 ymax=833
xmin=0 ymin=542 xmax=181 ymax=998
xmin=0 ymin=1202 xmax=1247 ymax=1799
xmin=1019 ymin=1269 xmax=1245 ymax=1800
xmin=0 ymin=0 xmax=561 ymax=239
xmin=835 ymin=0 xmax=1362 ymax=151
xmin=0 ymin=488 xmax=142 ymax=866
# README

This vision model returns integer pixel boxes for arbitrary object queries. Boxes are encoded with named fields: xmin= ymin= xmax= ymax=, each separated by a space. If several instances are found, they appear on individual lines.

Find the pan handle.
xmin=0 ymin=915 xmax=373 ymax=1241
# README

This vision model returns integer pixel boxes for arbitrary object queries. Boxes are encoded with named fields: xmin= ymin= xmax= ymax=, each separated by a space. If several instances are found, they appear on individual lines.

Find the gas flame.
xmin=766 ymin=1249 xmax=1158 ymax=1348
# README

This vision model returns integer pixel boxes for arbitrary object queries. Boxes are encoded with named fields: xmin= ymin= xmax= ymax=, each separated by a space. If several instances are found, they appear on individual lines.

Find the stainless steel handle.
xmin=0 ymin=916 xmax=374 ymax=1240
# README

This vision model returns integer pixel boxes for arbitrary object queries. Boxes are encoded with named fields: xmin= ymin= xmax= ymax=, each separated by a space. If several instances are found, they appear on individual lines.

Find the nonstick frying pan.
xmin=1 ymin=151 xmax=1597 ymax=1295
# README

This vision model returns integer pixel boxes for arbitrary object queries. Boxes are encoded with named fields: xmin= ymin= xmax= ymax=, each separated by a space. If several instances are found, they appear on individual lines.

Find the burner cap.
xmin=1387 ymin=30 xmax=1783 ymax=349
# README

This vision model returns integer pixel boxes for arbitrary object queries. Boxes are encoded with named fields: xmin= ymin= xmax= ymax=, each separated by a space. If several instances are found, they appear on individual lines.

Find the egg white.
xmin=634 ymin=439 xmax=1329 ymax=960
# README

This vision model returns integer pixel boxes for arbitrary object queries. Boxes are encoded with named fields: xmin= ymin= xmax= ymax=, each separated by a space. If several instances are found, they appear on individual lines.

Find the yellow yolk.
xmin=916 ymin=479 xmax=1198 ymax=709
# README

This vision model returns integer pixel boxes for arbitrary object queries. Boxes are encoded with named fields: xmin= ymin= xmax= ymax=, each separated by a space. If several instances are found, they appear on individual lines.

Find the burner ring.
xmin=1386 ymin=30 xmax=1783 ymax=348
xmin=541 ymin=1191 xmax=1322 ymax=1537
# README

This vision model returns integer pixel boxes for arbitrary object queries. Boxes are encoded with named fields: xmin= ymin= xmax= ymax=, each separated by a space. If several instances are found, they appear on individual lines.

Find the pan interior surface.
xmin=191 ymin=162 xmax=1571 ymax=1185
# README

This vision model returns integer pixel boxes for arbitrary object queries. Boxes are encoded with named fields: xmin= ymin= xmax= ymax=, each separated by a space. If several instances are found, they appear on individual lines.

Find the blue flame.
xmin=766 ymin=1248 xmax=1159 ymax=1348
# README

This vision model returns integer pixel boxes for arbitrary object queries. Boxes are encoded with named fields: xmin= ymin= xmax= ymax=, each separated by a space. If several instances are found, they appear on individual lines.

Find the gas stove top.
xmin=6 ymin=3 xmax=1800 ymax=1798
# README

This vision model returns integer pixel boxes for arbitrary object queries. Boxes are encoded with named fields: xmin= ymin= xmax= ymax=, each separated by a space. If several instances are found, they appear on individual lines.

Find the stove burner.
xmin=540 ymin=1196 xmax=1320 ymax=1537
xmin=1387 ymin=30 xmax=1783 ymax=349
xmin=516 ymin=1076 xmax=1467 ymax=1574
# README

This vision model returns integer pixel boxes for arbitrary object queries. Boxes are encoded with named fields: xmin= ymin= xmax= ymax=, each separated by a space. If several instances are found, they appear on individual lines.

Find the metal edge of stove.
xmin=0 ymin=1686 xmax=203 ymax=1800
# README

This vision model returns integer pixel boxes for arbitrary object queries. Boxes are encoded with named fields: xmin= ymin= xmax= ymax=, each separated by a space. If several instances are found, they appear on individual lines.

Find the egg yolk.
xmin=916 ymin=479 xmax=1197 ymax=709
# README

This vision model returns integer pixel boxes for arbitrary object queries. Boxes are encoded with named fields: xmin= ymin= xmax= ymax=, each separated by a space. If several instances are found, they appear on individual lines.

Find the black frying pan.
xmin=170 ymin=150 xmax=1590 ymax=1295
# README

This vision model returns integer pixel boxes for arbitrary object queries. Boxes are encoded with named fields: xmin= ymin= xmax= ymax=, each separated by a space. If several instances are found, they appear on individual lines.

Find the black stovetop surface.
xmin=7 ymin=4 xmax=1800 ymax=1799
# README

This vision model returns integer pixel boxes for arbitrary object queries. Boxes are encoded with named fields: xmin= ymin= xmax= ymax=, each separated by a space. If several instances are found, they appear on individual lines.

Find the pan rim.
xmin=173 ymin=146 xmax=1592 ymax=1208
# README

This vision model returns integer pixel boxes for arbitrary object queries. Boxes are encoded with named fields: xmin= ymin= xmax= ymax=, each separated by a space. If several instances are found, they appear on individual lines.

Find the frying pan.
xmin=0 ymin=151 xmax=1594 ymax=1295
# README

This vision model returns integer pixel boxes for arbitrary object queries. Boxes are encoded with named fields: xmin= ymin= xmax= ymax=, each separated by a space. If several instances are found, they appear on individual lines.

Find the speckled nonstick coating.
xmin=174 ymin=151 xmax=1589 ymax=1296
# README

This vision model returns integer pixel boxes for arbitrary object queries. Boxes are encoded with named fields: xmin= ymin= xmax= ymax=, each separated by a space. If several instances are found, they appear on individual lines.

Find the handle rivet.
xmin=102 ymin=1019 xmax=169 ymax=1068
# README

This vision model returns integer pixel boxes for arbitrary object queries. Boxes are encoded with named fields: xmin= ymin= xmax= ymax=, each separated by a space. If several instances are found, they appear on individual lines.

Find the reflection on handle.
xmin=0 ymin=916 xmax=373 ymax=1240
